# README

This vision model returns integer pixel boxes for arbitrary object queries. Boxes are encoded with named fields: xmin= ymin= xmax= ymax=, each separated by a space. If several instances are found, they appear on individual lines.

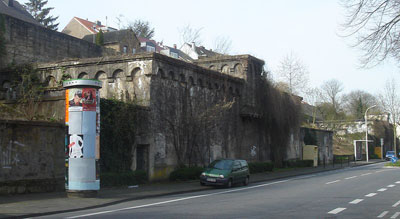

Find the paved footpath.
xmin=0 ymin=159 xmax=384 ymax=218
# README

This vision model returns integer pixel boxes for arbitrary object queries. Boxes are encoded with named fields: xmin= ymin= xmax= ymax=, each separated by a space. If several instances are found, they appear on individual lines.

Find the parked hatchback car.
xmin=200 ymin=159 xmax=250 ymax=188
xmin=386 ymin=151 xmax=395 ymax=161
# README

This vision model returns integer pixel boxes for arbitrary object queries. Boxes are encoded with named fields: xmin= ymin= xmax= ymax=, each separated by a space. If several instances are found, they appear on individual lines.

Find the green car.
xmin=200 ymin=159 xmax=250 ymax=188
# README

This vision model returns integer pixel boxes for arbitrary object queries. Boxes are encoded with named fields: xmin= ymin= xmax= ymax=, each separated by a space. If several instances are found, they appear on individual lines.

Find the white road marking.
xmin=349 ymin=199 xmax=363 ymax=204
xmin=378 ymin=188 xmax=387 ymax=192
xmin=378 ymin=211 xmax=389 ymax=218
xmin=366 ymin=193 xmax=377 ymax=197
xmin=328 ymin=208 xmax=346 ymax=214
xmin=391 ymin=212 xmax=400 ymax=219
xmin=396 ymin=181 xmax=400 ymax=184
xmin=388 ymin=184 xmax=396 ymax=188
xmin=345 ymin=176 xmax=357 ymax=180
xmin=361 ymin=173 xmax=372 ymax=176
xmin=393 ymin=200 xmax=400 ymax=207
xmin=326 ymin=180 xmax=340 ymax=184
xmin=376 ymin=170 xmax=386 ymax=173
xmin=66 ymin=179 xmax=290 ymax=218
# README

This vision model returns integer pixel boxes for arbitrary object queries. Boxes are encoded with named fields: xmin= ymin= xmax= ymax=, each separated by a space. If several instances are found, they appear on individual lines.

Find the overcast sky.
xmin=19 ymin=0 xmax=399 ymax=96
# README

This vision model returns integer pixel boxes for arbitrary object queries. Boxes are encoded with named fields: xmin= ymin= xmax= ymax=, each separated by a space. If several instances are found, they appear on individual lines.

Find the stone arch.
xmin=169 ymin=71 xmax=175 ymax=80
xmin=78 ymin=72 xmax=89 ymax=79
xmin=45 ymin=76 xmax=57 ymax=87
xmin=158 ymin=68 xmax=166 ymax=78
xmin=214 ymin=83 xmax=219 ymax=90
xmin=112 ymin=69 xmax=126 ymax=100
xmin=221 ymin=65 xmax=230 ymax=74
xmin=131 ymin=67 xmax=142 ymax=77
xmin=197 ymin=78 xmax=203 ymax=88
xmin=234 ymin=63 xmax=243 ymax=75
xmin=188 ymin=76 xmax=195 ymax=86
xmin=209 ymin=65 xmax=216 ymax=70
xmin=96 ymin=71 xmax=108 ymax=98
xmin=179 ymin=74 xmax=186 ymax=84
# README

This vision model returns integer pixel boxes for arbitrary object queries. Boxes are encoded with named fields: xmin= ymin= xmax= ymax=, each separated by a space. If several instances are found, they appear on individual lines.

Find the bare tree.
xmin=320 ymin=79 xmax=344 ymax=112
xmin=342 ymin=90 xmax=378 ymax=119
xmin=303 ymin=87 xmax=322 ymax=124
xmin=378 ymin=78 xmax=400 ymax=156
xmin=213 ymin=36 xmax=232 ymax=54
xmin=126 ymin=19 xmax=155 ymax=39
xmin=178 ymin=24 xmax=203 ymax=45
xmin=341 ymin=0 xmax=400 ymax=67
xmin=276 ymin=53 xmax=309 ymax=95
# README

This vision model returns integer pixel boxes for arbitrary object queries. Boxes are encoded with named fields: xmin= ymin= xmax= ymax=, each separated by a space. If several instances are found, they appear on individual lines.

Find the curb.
xmin=8 ymin=160 xmax=384 ymax=218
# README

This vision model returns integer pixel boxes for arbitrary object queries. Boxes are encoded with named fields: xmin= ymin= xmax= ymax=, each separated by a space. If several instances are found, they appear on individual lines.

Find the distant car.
xmin=200 ymin=159 xmax=250 ymax=188
xmin=386 ymin=151 xmax=395 ymax=161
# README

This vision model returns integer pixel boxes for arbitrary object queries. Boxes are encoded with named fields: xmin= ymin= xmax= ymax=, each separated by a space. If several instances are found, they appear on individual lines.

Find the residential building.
xmin=62 ymin=17 xmax=117 ymax=39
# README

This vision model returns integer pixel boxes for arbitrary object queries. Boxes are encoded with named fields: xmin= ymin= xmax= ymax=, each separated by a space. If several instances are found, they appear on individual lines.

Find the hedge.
xmin=100 ymin=170 xmax=147 ymax=187
xmin=169 ymin=166 xmax=204 ymax=181
xmin=283 ymin=159 xmax=313 ymax=168
xmin=248 ymin=162 xmax=274 ymax=174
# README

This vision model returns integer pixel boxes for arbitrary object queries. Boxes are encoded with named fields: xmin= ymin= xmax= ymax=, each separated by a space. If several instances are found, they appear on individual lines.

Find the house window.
xmin=132 ymin=48 xmax=136 ymax=54
xmin=123 ymin=46 xmax=128 ymax=54
xmin=146 ymin=46 xmax=155 ymax=52
xmin=170 ymin=52 xmax=178 ymax=58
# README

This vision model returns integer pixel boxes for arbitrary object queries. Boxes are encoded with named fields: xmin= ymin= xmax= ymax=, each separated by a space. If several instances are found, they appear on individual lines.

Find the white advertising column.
xmin=63 ymin=79 xmax=102 ymax=197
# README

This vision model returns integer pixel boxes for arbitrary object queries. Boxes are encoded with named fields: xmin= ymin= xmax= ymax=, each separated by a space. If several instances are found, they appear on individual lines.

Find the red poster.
xmin=82 ymin=88 xmax=97 ymax=111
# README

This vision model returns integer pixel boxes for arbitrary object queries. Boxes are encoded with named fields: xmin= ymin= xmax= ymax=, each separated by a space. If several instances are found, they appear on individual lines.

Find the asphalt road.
xmin=37 ymin=162 xmax=400 ymax=219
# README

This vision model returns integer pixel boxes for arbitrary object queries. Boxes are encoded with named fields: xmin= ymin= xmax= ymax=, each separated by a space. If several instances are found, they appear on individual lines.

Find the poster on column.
xmin=68 ymin=134 xmax=84 ymax=158
xmin=82 ymin=88 xmax=97 ymax=111
xmin=68 ymin=88 xmax=83 ymax=111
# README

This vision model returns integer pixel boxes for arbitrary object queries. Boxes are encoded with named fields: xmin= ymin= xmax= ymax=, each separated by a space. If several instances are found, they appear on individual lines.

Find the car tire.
xmin=243 ymin=176 xmax=249 ymax=186
xmin=200 ymin=181 xmax=205 ymax=186
xmin=226 ymin=179 xmax=232 ymax=188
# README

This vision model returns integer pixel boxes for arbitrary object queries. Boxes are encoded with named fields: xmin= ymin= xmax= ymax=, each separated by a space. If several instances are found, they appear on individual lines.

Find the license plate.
xmin=206 ymin=178 xmax=216 ymax=182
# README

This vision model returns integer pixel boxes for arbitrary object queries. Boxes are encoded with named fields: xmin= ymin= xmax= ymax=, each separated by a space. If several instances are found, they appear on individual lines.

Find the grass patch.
xmin=385 ymin=161 xmax=400 ymax=167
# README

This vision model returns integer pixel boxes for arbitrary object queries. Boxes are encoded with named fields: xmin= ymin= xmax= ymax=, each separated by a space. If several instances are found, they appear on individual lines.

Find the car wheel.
xmin=200 ymin=181 xmax=205 ymax=186
xmin=226 ymin=179 xmax=232 ymax=188
xmin=243 ymin=176 xmax=249 ymax=186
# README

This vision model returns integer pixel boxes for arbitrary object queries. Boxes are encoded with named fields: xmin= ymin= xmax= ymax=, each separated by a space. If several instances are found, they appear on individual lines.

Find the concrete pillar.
xmin=63 ymin=79 xmax=102 ymax=197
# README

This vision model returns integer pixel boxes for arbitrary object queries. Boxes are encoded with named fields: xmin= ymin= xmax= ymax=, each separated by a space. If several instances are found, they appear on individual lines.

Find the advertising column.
xmin=63 ymin=79 xmax=102 ymax=197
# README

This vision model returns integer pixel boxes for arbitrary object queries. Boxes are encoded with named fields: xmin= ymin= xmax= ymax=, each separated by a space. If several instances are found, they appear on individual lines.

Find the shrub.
xmin=100 ymin=170 xmax=147 ymax=188
xmin=169 ymin=166 xmax=204 ymax=181
xmin=283 ymin=159 xmax=313 ymax=168
xmin=248 ymin=162 xmax=274 ymax=174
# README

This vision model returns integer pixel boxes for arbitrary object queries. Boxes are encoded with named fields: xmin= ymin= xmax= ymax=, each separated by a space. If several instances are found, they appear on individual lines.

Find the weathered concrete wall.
xmin=300 ymin=127 xmax=333 ymax=164
xmin=0 ymin=14 xmax=103 ymax=70
xmin=0 ymin=120 xmax=65 ymax=194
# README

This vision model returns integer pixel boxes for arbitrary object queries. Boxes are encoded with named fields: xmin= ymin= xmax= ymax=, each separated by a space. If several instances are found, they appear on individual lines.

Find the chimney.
xmin=173 ymin=44 xmax=177 ymax=49
xmin=7 ymin=0 xmax=13 ymax=7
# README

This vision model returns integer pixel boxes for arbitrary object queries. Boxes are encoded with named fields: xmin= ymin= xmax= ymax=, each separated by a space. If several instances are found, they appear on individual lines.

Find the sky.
xmin=19 ymin=0 xmax=400 ymax=97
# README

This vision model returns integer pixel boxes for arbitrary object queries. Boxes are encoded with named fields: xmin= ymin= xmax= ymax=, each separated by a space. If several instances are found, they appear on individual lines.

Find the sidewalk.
xmin=0 ymin=159 xmax=384 ymax=218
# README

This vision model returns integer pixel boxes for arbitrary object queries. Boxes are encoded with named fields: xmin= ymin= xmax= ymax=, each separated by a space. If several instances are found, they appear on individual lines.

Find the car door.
xmin=232 ymin=161 xmax=242 ymax=183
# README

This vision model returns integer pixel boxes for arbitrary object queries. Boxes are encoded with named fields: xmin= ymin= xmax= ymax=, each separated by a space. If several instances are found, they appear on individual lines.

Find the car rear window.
xmin=209 ymin=160 xmax=233 ymax=170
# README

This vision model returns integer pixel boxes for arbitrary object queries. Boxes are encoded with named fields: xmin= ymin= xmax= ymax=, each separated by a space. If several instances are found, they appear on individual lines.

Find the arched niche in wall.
xmin=95 ymin=71 xmax=108 ymax=98
xmin=188 ymin=76 xmax=195 ymax=86
xmin=158 ymin=68 xmax=166 ymax=78
xmin=235 ymin=88 xmax=241 ymax=97
xmin=209 ymin=65 xmax=216 ymax=70
xmin=46 ymin=76 xmax=57 ymax=88
xmin=234 ymin=63 xmax=243 ymax=75
xmin=78 ymin=72 xmax=89 ymax=79
xmin=168 ymin=71 xmax=175 ymax=80
xmin=197 ymin=78 xmax=203 ymax=88
xmin=112 ymin=69 xmax=126 ymax=100
xmin=131 ymin=67 xmax=145 ymax=100
xmin=221 ymin=65 xmax=230 ymax=74
xmin=179 ymin=74 xmax=186 ymax=86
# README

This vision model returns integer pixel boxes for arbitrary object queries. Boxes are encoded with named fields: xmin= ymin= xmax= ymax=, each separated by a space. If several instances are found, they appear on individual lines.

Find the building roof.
xmin=138 ymin=37 xmax=163 ymax=52
xmin=195 ymin=45 xmax=219 ymax=57
xmin=73 ymin=17 xmax=116 ymax=34
xmin=0 ymin=0 xmax=41 ymax=26
xmin=82 ymin=29 xmax=136 ymax=44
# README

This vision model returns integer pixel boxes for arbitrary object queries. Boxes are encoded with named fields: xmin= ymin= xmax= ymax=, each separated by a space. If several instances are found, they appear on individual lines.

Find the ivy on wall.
xmin=0 ymin=14 xmax=6 ymax=62
xmin=100 ymin=98 xmax=136 ymax=172
xmin=256 ymin=78 xmax=301 ymax=167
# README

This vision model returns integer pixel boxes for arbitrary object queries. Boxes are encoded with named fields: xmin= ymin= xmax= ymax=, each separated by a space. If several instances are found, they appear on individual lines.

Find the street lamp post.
xmin=365 ymin=105 xmax=377 ymax=162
